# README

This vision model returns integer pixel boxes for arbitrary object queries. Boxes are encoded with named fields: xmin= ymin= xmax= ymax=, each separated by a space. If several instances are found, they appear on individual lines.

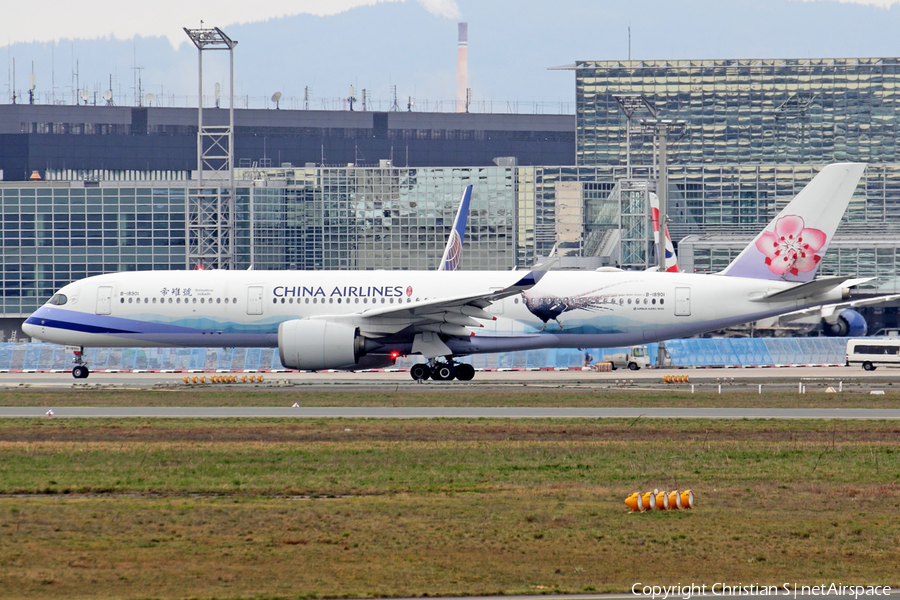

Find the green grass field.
xmin=2 ymin=385 xmax=900 ymax=407
xmin=1 ymin=417 xmax=899 ymax=598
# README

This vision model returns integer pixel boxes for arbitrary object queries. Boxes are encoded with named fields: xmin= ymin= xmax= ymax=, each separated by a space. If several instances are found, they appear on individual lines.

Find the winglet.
xmin=507 ymin=269 xmax=548 ymax=290
xmin=438 ymin=185 xmax=473 ymax=271
xmin=720 ymin=163 xmax=865 ymax=282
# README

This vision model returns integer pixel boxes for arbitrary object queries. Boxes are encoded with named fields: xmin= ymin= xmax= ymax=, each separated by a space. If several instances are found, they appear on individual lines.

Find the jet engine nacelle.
xmin=278 ymin=319 xmax=367 ymax=371
xmin=822 ymin=309 xmax=867 ymax=337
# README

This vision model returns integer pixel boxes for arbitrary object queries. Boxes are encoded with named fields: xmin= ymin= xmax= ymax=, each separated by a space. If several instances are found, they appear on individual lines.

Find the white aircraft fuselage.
xmin=23 ymin=268 xmax=847 ymax=355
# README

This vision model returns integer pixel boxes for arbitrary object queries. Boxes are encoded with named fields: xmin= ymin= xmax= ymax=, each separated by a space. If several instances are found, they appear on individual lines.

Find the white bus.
xmin=846 ymin=339 xmax=900 ymax=371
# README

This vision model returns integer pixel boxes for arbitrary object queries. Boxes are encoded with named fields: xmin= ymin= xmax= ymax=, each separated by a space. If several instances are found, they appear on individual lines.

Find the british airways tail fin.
xmin=649 ymin=192 xmax=679 ymax=272
xmin=438 ymin=185 xmax=472 ymax=271
xmin=719 ymin=163 xmax=865 ymax=282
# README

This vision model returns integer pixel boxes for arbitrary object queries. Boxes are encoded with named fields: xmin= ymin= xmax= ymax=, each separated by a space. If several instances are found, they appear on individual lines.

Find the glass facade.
xmin=1 ymin=185 xmax=188 ymax=316
xmin=662 ymin=164 xmax=900 ymax=239
xmin=570 ymin=56 xmax=900 ymax=297
xmin=575 ymin=58 xmax=900 ymax=167
xmin=0 ymin=168 xmax=519 ymax=316
xmin=246 ymin=166 xmax=515 ymax=271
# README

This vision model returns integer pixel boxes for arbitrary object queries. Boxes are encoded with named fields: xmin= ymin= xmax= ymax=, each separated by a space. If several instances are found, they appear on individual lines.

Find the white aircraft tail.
xmin=437 ymin=185 xmax=473 ymax=271
xmin=719 ymin=163 xmax=865 ymax=282
xmin=649 ymin=192 xmax=679 ymax=273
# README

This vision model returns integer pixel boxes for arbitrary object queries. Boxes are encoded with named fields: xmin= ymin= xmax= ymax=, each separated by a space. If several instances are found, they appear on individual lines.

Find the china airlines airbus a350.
xmin=24 ymin=163 xmax=870 ymax=381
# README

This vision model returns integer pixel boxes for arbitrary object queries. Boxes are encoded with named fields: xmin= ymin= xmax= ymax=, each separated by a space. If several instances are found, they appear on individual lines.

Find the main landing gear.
xmin=71 ymin=347 xmax=90 ymax=379
xmin=409 ymin=359 xmax=475 ymax=382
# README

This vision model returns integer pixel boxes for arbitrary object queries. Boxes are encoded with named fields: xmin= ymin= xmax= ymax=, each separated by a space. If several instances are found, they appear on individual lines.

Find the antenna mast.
xmin=183 ymin=25 xmax=238 ymax=270
xmin=390 ymin=85 xmax=399 ymax=112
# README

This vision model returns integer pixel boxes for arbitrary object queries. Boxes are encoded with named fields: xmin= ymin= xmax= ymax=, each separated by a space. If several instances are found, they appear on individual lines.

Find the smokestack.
xmin=457 ymin=22 xmax=468 ymax=113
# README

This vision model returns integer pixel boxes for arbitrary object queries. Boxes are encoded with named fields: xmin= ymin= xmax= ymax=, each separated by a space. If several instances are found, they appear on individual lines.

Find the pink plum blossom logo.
xmin=755 ymin=215 xmax=827 ymax=277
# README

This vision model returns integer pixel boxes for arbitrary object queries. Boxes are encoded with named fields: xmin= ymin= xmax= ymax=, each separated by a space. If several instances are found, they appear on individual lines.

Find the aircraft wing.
xmin=314 ymin=269 xmax=547 ymax=339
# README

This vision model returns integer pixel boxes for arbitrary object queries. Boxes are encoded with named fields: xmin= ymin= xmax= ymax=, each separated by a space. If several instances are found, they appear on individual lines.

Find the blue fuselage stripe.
xmin=24 ymin=316 xmax=136 ymax=336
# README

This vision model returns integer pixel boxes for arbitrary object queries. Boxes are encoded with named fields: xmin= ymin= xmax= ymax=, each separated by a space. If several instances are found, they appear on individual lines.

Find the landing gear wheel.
xmin=628 ymin=362 xmax=640 ymax=371
xmin=431 ymin=364 xmax=456 ymax=381
xmin=455 ymin=363 xmax=475 ymax=381
xmin=72 ymin=365 xmax=90 ymax=379
xmin=610 ymin=363 xmax=617 ymax=371
xmin=863 ymin=361 xmax=876 ymax=371
xmin=410 ymin=363 xmax=431 ymax=381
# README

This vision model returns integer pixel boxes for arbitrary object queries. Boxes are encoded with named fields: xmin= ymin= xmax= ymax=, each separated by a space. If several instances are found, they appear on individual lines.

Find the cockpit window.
xmin=47 ymin=293 xmax=68 ymax=306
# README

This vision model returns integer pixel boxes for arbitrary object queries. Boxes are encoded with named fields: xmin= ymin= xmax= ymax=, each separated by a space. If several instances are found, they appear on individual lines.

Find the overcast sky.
xmin=1 ymin=0 xmax=462 ymax=47
xmin=4 ymin=0 xmax=900 ymax=110
xmin=1 ymin=0 xmax=896 ymax=47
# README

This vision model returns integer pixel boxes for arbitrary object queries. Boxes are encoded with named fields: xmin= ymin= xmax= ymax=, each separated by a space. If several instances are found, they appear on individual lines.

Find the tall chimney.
xmin=457 ymin=22 xmax=468 ymax=113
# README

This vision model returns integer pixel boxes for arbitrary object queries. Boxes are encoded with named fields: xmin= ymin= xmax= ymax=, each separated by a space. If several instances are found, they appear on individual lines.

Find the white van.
xmin=846 ymin=339 xmax=900 ymax=371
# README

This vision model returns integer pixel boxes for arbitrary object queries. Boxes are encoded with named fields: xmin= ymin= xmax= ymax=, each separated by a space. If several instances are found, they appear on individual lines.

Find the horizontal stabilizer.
xmin=749 ymin=275 xmax=861 ymax=303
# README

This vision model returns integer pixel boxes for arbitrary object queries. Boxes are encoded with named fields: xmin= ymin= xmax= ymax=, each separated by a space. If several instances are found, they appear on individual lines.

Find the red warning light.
xmin=390 ymin=351 xmax=400 ymax=359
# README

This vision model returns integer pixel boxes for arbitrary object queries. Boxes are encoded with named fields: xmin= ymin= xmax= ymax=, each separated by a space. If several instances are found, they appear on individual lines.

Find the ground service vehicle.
xmin=605 ymin=346 xmax=650 ymax=370
xmin=846 ymin=338 xmax=900 ymax=371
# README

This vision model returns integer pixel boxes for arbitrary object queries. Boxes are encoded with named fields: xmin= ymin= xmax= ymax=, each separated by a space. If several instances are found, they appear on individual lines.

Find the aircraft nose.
xmin=21 ymin=320 xmax=37 ymax=339
xmin=21 ymin=307 xmax=48 ymax=340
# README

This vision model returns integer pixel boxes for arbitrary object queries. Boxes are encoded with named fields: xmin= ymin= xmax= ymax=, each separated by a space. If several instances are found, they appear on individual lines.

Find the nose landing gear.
xmin=409 ymin=359 xmax=475 ymax=382
xmin=71 ymin=348 xmax=90 ymax=379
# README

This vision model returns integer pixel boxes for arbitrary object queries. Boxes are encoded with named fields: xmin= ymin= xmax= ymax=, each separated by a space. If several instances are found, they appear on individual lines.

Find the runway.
xmin=3 ymin=406 xmax=900 ymax=419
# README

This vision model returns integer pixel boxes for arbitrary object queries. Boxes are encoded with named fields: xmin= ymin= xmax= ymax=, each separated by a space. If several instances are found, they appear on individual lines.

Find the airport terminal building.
xmin=2 ymin=56 xmax=900 ymax=339
xmin=0 ymin=106 xmax=575 ymax=180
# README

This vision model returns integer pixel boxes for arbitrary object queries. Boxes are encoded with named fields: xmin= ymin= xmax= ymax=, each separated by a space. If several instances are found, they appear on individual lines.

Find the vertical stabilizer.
xmin=719 ymin=163 xmax=865 ymax=281
xmin=438 ymin=185 xmax=473 ymax=271
xmin=649 ymin=192 xmax=679 ymax=272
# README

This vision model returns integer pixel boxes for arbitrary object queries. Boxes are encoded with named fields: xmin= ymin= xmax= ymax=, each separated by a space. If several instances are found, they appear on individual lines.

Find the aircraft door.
xmin=674 ymin=287 xmax=691 ymax=317
xmin=96 ymin=286 xmax=112 ymax=315
xmin=247 ymin=286 xmax=264 ymax=315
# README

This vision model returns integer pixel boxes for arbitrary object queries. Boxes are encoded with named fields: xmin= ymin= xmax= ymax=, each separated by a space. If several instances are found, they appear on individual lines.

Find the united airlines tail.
xmin=720 ymin=163 xmax=865 ymax=281
xmin=437 ymin=185 xmax=472 ymax=271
